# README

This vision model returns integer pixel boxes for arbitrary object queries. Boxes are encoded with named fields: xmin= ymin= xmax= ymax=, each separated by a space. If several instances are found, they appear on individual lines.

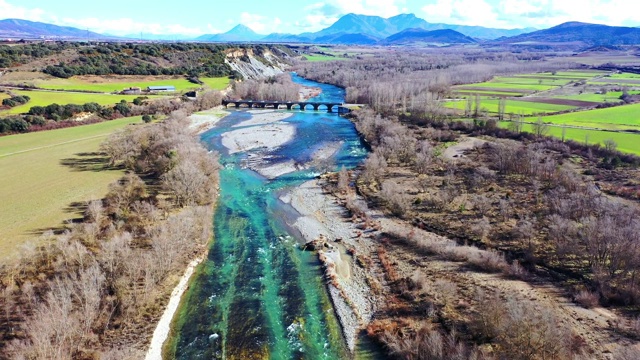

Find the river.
xmin=165 ymin=74 xmax=371 ymax=359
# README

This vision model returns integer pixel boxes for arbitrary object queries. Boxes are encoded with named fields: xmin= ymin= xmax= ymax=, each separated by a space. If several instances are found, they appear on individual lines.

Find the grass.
xmin=302 ymin=54 xmax=349 ymax=62
xmin=199 ymin=77 xmax=231 ymax=90
xmin=1 ymin=90 xmax=166 ymax=115
xmin=609 ymin=73 xmax=640 ymax=80
xmin=532 ymin=103 xmax=640 ymax=130
xmin=453 ymin=90 xmax=525 ymax=97
xmin=445 ymin=98 xmax=576 ymax=115
xmin=457 ymin=82 xmax=553 ymax=91
xmin=13 ymin=76 xmax=230 ymax=93
xmin=554 ymin=92 xmax=628 ymax=103
xmin=499 ymin=121 xmax=640 ymax=156
xmin=490 ymin=76 xmax=574 ymax=86
xmin=0 ymin=116 xmax=142 ymax=261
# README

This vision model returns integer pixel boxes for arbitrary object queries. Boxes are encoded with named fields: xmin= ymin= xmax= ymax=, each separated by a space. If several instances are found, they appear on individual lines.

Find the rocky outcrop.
xmin=225 ymin=48 xmax=289 ymax=80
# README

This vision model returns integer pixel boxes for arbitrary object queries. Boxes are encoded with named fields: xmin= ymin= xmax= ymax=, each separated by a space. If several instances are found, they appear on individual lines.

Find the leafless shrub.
xmin=464 ymin=248 xmax=507 ymax=273
xmin=498 ymin=199 xmax=511 ymax=221
xmin=506 ymin=260 xmax=528 ymax=280
xmin=337 ymin=166 xmax=350 ymax=193
xmin=433 ymin=279 xmax=458 ymax=310
xmin=362 ymin=151 xmax=387 ymax=186
xmin=612 ymin=346 xmax=640 ymax=360
xmin=377 ymin=323 xmax=483 ymax=360
xmin=471 ymin=195 xmax=492 ymax=216
xmin=414 ymin=141 xmax=433 ymax=174
xmin=474 ymin=290 xmax=573 ymax=359
xmin=471 ymin=216 xmax=491 ymax=240
xmin=380 ymin=180 xmax=411 ymax=217
xmin=574 ymin=290 xmax=600 ymax=308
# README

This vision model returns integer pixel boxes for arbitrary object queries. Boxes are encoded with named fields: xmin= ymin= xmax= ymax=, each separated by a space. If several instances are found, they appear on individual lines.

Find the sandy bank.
xmin=300 ymin=86 xmax=322 ymax=101
xmin=189 ymin=108 xmax=229 ymax=134
xmin=282 ymin=180 xmax=375 ymax=351
xmin=145 ymin=256 xmax=204 ymax=360
xmin=221 ymin=123 xmax=296 ymax=154
xmin=233 ymin=110 xmax=294 ymax=128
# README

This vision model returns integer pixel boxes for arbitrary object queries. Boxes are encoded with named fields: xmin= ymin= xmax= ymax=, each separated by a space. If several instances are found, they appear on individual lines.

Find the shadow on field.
xmin=27 ymin=202 xmax=87 ymax=237
xmin=60 ymin=152 xmax=116 ymax=172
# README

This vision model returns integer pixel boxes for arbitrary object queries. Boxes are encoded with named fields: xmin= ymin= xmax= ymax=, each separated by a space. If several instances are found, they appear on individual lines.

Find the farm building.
xmin=122 ymin=87 xmax=141 ymax=95
xmin=147 ymin=85 xmax=176 ymax=92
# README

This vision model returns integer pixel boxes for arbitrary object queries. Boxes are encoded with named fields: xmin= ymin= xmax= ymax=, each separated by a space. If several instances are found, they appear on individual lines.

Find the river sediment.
xmin=165 ymin=73 xmax=368 ymax=359
xmin=283 ymin=179 xmax=376 ymax=351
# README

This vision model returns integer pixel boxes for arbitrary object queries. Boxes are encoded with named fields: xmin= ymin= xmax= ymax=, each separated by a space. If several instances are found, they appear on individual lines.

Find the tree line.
xmin=294 ymin=49 xmax=578 ymax=113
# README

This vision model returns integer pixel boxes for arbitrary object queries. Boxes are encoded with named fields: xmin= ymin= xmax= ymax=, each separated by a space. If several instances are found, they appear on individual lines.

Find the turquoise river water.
xmin=167 ymin=74 xmax=372 ymax=359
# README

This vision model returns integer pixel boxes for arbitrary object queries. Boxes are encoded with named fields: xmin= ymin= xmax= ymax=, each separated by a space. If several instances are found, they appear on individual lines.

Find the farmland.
xmin=0 ymin=90 xmax=163 ymax=115
xmin=531 ymin=103 xmax=640 ymax=130
xmin=302 ymin=54 xmax=349 ymax=62
xmin=442 ymin=69 xmax=640 ymax=155
xmin=445 ymin=98 xmax=577 ymax=115
xmin=22 ymin=76 xmax=230 ymax=92
xmin=499 ymin=121 xmax=640 ymax=155
xmin=0 ymin=116 xmax=142 ymax=261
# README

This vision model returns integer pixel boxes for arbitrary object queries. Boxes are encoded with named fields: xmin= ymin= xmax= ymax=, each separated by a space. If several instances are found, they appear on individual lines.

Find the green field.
xmin=445 ymin=98 xmax=576 ymax=115
xmin=454 ymin=74 xmax=580 ymax=96
xmin=0 ymin=117 xmax=142 ymax=261
xmin=457 ymin=82 xmax=557 ymax=91
xmin=554 ymin=92 xmax=628 ymax=103
xmin=499 ymin=121 xmax=640 ymax=156
xmin=199 ymin=77 xmax=231 ymax=90
xmin=532 ymin=103 xmax=640 ymax=130
xmin=0 ymin=90 xmax=166 ymax=115
xmin=302 ymin=54 xmax=349 ymax=62
xmin=454 ymin=90 xmax=525 ymax=97
xmin=609 ymin=73 xmax=640 ymax=79
xmin=34 ymin=76 xmax=230 ymax=93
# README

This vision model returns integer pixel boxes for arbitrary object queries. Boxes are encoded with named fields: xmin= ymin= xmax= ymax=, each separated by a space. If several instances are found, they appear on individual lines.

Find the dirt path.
xmin=443 ymin=136 xmax=486 ymax=160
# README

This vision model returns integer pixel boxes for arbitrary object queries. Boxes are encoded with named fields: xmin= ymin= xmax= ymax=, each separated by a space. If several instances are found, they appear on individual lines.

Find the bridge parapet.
xmin=222 ymin=100 xmax=343 ymax=112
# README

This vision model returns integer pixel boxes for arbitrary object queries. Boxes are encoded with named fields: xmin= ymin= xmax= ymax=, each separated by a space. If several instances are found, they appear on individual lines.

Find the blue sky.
xmin=1 ymin=0 xmax=638 ymax=36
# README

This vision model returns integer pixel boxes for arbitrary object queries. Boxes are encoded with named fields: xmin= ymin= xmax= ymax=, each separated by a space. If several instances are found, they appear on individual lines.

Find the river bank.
xmin=282 ymin=179 xmax=377 ymax=352
xmin=145 ymin=256 xmax=205 ymax=360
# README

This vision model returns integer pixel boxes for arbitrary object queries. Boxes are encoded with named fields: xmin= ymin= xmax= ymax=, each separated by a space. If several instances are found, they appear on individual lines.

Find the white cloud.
xmin=239 ymin=12 xmax=282 ymax=34
xmin=422 ymin=0 xmax=509 ymax=28
xmin=61 ymin=17 xmax=203 ymax=36
xmin=0 ymin=0 xmax=45 ymax=21
xmin=422 ymin=0 xmax=640 ymax=29
xmin=293 ymin=0 xmax=406 ymax=32
xmin=336 ymin=0 xmax=404 ymax=17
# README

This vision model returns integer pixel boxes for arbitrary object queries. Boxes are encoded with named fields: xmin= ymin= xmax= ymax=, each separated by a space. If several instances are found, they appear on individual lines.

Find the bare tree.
xmin=498 ymin=97 xmax=506 ymax=121
xmin=532 ymin=116 xmax=549 ymax=137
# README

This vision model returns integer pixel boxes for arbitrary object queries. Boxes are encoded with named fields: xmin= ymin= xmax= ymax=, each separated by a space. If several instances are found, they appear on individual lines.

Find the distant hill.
xmin=261 ymin=33 xmax=312 ymax=43
xmin=314 ymin=32 xmax=380 ymax=45
xmin=197 ymin=24 xmax=263 ymax=42
xmin=499 ymin=22 xmax=640 ymax=46
xmin=311 ymin=13 xmax=534 ymax=40
xmin=385 ymin=28 xmax=478 ymax=44
xmin=0 ymin=18 xmax=111 ymax=39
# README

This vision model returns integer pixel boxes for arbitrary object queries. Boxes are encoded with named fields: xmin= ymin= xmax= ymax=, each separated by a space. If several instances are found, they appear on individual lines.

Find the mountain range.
xmin=498 ymin=21 xmax=640 ymax=46
xmin=0 ymin=18 xmax=111 ymax=39
xmin=2 ymin=15 xmax=640 ymax=48
xmin=198 ymin=13 xmax=535 ymax=43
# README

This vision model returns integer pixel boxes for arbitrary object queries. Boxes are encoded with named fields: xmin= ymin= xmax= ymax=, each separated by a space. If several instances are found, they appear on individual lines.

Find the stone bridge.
xmin=222 ymin=100 xmax=344 ymax=112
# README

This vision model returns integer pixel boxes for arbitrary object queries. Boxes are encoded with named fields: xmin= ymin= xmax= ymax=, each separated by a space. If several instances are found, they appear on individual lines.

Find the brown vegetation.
xmin=228 ymin=73 xmax=300 ymax=101
xmin=313 ymin=49 xmax=640 ymax=359
xmin=0 ymin=107 xmax=220 ymax=358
